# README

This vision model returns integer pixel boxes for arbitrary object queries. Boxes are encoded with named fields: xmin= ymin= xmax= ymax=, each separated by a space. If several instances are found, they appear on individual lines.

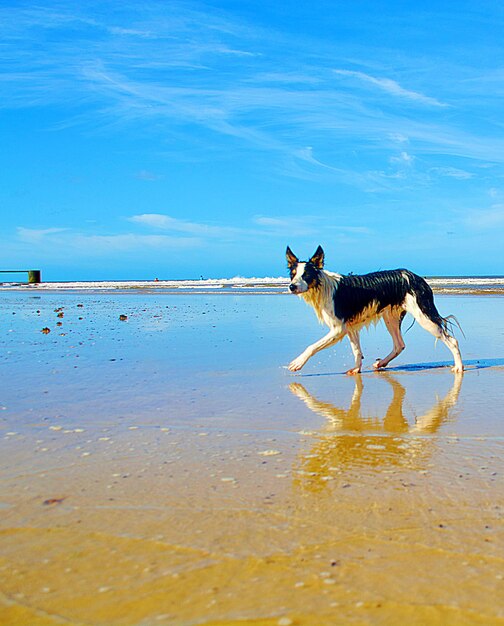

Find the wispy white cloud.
xmin=253 ymin=215 xmax=371 ymax=236
xmin=131 ymin=211 xmax=369 ymax=241
xmin=465 ymin=204 xmax=504 ymax=229
xmin=252 ymin=214 xmax=319 ymax=237
xmin=333 ymin=69 xmax=448 ymax=107
xmin=429 ymin=166 xmax=474 ymax=179
xmin=389 ymin=151 xmax=414 ymax=165
xmin=107 ymin=26 xmax=154 ymax=38
xmin=16 ymin=225 xmax=200 ymax=255
xmin=293 ymin=146 xmax=347 ymax=174
xmin=72 ymin=233 xmax=199 ymax=252
xmin=213 ymin=46 xmax=260 ymax=57
xmin=332 ymin=225 xmax=372 ymax=235
xmin=133 ymin=170 xmax=164 ymax=181
xmin=254 ymin=216 xmax=289 ymax=227
xmin=11 ymin=211 xmax=355 ymax=267
xmin=127 ymin=213 xmax=241 ymax=237
xmin=247 ymin=72 xmax=322 ymax=85
xmin=389 ymin=133 xmax=409 ymax=144
xmin=289 ymin=146 xmax=405 ymax=191
xmin=17 ymin=227 xmax=69 ymax=241
xmin=130 ymin=212 xmax=329 ymax=240
xmin=2 ymin=1 xmax=504 ymax=196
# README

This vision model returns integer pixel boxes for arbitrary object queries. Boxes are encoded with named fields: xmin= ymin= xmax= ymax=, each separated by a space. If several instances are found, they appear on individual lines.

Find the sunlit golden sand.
xmin=1 ymin=292 xmax=503 ymax=625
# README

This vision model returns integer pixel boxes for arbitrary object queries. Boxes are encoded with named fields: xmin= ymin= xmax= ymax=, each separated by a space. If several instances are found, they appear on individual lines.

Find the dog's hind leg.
xmin=346 ymin=331 xmax=363 ymax=375
xmin=404 ymin=293 xmax=463 ymax=373
xmin=373 ymin=309 xmax=406 ymax=370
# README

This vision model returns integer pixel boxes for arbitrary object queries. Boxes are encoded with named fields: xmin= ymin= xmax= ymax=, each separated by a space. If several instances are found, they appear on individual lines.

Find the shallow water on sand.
xmin=1 ymin=292 xmax=503 ymax=625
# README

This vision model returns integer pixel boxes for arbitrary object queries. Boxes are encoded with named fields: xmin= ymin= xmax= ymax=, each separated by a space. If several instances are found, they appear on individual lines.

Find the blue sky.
xmin=1 ymin=0 xmax=504 ymax=280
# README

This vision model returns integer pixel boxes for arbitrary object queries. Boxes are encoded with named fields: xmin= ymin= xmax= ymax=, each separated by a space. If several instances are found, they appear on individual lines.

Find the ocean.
xmin=1 ymin=275 xmax=504 ymax=294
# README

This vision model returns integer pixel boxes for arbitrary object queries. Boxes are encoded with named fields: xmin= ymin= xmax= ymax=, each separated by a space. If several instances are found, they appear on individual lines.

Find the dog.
xmin=286 ymin=245 xmax=463 ymax=374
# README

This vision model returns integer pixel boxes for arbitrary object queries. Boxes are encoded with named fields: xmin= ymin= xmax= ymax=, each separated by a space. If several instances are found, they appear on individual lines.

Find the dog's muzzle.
xmin=289 ymin=284 xmax=298 ymax=293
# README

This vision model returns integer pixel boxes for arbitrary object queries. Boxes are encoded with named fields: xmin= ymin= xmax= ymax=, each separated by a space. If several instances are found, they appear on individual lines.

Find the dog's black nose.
xmin=289 ymin=284 xmax=297 ymax=293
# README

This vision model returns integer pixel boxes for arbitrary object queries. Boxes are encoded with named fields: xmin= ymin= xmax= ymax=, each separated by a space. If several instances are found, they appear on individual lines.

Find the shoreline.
xmin=2 ymin=288 xmax=504 ymax=296
xmin=2 ymin=275 xmax=504 ymax=296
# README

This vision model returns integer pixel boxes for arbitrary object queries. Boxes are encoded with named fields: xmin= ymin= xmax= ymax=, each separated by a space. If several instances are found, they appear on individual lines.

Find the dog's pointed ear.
xmin=286 ymin=246 xmax=298 ymax=268
xmin=309 ymin=245 xmax=324 ymax=269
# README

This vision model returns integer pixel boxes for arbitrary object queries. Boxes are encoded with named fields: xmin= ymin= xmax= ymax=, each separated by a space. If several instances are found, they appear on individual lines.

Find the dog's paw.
xmin=373 ymin=358 xmax=386 ymax=370
xmin=346 ymin=367 xmax=361 ymax=376
xmin=288 ymin=357 xmax=306 ymax=372
xmin=451 ymin=365 xmax=464 ymax=373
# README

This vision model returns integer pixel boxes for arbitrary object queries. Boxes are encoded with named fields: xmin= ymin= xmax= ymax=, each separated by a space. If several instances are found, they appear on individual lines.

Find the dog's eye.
xmin=303 ymin=265 xmax=318 ymax=284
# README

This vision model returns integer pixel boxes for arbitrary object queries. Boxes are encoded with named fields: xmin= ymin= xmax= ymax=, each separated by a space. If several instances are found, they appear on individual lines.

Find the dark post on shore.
xmin=28 ymin=270 xmax=41 ymax=284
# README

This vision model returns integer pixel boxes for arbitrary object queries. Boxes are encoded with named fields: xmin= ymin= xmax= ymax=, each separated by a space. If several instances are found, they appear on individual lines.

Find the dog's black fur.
xmin=333 ymin=269 xmax=450 ymax=331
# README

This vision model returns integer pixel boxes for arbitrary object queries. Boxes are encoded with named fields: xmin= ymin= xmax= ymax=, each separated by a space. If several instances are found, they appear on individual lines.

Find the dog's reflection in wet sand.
xmin=290 ymin=373 xmax=463 ymax=478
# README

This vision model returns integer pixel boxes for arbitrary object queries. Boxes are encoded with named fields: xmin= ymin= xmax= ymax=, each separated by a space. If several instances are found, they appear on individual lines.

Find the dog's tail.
xmin=441 ymin=314 xmax=465 ymax=339
xmin=409 ymin=273 xmax=464 ymax=338
xmin=420 ymin=298 xmax=465 ymax=339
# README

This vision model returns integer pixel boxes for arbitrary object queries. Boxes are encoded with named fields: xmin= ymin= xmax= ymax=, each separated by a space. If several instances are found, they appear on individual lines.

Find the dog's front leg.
xmin=288 ymin=329 xmax=345 ymax=372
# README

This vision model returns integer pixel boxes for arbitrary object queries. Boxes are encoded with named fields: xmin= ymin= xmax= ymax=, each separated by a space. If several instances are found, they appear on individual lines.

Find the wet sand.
xmin=1 ymin=292 xmax=503 ymax=625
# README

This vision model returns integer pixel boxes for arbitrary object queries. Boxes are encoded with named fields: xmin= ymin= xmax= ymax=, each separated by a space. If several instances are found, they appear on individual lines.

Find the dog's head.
xmin=286 ymin=245 xmax=324 ymax=294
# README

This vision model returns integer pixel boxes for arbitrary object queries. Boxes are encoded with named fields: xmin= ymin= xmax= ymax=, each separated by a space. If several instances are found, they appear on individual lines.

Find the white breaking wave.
xmin=0 ymin=276 xmax=289 ymax=291
xmin=1 ymin=275 xmax=504 ymax=292
xmin=427 ymin=277 xmax=504 ymax=285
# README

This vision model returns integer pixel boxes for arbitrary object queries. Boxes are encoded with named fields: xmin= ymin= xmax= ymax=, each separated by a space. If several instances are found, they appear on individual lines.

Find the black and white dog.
xmin=286 ymin=246 xmax=463 ymax=374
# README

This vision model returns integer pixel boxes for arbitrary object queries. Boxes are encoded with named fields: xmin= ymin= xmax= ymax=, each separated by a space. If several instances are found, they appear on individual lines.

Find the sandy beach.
xmin=1 ymin=290 xmax=503 ymax=625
